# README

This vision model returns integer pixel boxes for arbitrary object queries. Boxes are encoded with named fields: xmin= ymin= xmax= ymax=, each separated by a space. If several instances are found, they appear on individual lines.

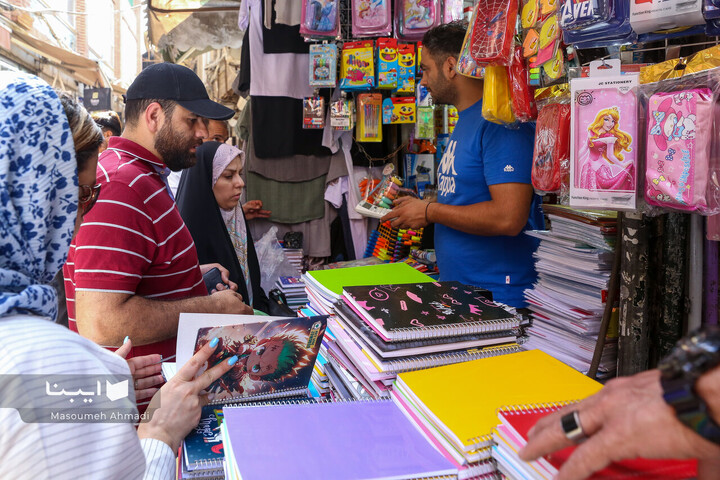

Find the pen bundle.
xmin=356 ymin=93 xmax=383 ymax=142
xmin=364 ymin=221 xmax=424 ymax=262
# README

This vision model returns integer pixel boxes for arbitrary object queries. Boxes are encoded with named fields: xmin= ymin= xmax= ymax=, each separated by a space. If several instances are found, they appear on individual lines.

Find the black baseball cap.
xmin=125 ymin=63 xmax=235 ymax=120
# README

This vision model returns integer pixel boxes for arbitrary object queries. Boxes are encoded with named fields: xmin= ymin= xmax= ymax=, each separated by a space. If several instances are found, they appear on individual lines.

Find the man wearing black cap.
xmin=64 ymin=63 xmax=253 ymax=364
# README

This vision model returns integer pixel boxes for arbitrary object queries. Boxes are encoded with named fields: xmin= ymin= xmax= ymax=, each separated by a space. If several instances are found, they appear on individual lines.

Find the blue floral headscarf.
xmin=0 ymin=72 xmax=77 ymax=321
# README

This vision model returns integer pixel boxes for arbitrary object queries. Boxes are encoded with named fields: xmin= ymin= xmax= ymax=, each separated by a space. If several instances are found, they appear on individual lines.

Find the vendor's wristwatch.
xmin=659 ymin=326 xmax=720 ymax=445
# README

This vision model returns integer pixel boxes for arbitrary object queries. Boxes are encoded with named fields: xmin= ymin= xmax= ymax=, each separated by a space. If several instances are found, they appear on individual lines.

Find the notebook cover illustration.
xmin=306 ymin=262 xmax=433 ymax=296
xmin=343 ymin=281 xmax=517 ymax=337
xmin=194 ymin=316 xmax=327 ymax=402
xmin=183 ymin=405 xmax=224 ymax=470
xmin=497 ymin=406 xmax=697 ymax=479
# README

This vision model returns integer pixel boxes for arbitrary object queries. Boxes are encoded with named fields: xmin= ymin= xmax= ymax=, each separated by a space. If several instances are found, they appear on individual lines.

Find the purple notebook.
xmin=223 ymin=400 xmax=456 ymax=480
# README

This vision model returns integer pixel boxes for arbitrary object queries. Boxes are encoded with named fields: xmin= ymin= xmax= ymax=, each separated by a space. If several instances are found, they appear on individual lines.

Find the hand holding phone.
xmin=203 ymin=267 xmax=230 ymax=293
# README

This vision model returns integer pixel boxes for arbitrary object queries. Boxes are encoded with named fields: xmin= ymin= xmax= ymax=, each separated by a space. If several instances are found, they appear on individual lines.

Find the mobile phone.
xmin=203 ymin=267 xmax=229 ymax=293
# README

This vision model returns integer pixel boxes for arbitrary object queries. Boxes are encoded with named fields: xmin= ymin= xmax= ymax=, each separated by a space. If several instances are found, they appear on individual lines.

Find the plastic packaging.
xmin=351 ymin=0 xmax=392 ymax=37
xmin=509 ymin=45 xmax=537 ymax=122
xmin=466 ymin=0 xmax=518 ymax=66
xmin=397 ymin=43 xmax=416 ymax=93
xmin=340 ymin=40 xmax=375 ymax=90
xmin=302 ymin=95 xmax=325 ymax=129
xmin=395 ymin=0 xmax=440 ymax=42
xmin=705 ymin=0 xmax=720 ymax=20
xmin=330 ymin=96 xmax=354 ymax=131
xmin=355 ymin=165 xmax=418 ymax=218
xmin=382 ymin=97 xmax=416 ymax=124
xmin=443 ymin=0 xmax=464 ymax=23
xmin=356 ymin=93 xmax=383 ymax=142
xmin=300 ymin=0 xmax=340 ymax=39
xmin=255 ymin=227 xmax=299 ymax=295
xmin=309 ymin=43 xmax=338 ymax=88
xmin=456 ymin=7 xmax=485 ymax=79
xmin=630 ymin=0 xmax=704 ymax=35
xmin=482 ymin=65 xmax=515 ymax=125
xmin=570 ymin=60 xmax=639 ymax=211
xmin=561 ymin=0 xmax=636 ymax=47
xmin=532 ymin=100 xmax=571 ymax=194
xmin=377 ymin=38 xmax=399 ymax=89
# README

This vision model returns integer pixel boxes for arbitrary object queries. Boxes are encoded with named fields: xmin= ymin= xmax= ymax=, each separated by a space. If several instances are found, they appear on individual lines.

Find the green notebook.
xmin=306 ymin=263 xmax=433 ymax=298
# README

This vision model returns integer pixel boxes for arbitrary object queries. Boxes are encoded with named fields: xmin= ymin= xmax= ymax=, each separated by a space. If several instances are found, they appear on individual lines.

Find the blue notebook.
xmin=223 ymin=400 xmax=456 ymax=480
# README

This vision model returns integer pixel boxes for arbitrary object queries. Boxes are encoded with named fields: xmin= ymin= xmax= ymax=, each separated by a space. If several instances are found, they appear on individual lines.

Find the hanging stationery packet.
xmin=303 ymin=96 xmax=326 ymax=129
xmin=560 ymin=0 xmax=613 ymax=31
xmin=443 ymin=0 xmax=464 ymax=22
xmin=532 ymin=102 xmax=571 ymax=194
xmin=417 ymin=84 xmax=432 ymax=107
xmin=309 ymin=43 xmax=338 ymax=88
xmin=706 ymin=0 xmax=720 ymax=19
xmin=300 ymin=0 xmax=340 ymax=39
xmin=377 ymin=38 xmax=399 ymax=89
xmin=395 ymin=0 xmax=440 ymax=42
xmin=570 ymin=63 xmax=639 ymax=210
xmin=356 ymin=93 xmax=383 ymax=142
xmin=340 ymin=40 xmax=376 ymax=90
xmin=630 ymin=0 xmax=704 ymax=34
xmin=416 ymin=42 xmax=424 ymax=76
xmin=509 ymin=46 xmax=537 ymax=122
xmin=415 ymin=106 xmax=435 ymax=139
xmin=397 ymin=43 xmax=416 ymax=94
xmin=467 ymin=0 xmax=518 ymax=66
xmin=532 ymin=14 xmax=560 ymax=66
xmin=482 ymin=65 xmax=515 ymax=125
xmin=382 ymin=97 xmax=416 ymax=124
xmin=330 ymin=97 xmax=354 ymax=131
xmin=562 ymin=0 xmax=636 ymax=47
xmin=351 ymin=0 xmax=392 ymax=37
xmin=456 ymin=4 xmax=485 ymax=79
xmin=645 ymin=88 xmax=714 ymax=213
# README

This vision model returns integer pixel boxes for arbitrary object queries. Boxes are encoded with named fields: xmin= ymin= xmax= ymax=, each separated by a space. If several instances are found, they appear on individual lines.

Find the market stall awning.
xmin=10 ymin=28 xmax=106 ymax=87
xmin=148 ymin=0 xmax=243 ymax=52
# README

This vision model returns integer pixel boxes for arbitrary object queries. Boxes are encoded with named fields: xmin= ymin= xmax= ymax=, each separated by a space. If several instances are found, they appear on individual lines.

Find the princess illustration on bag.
xmin=577 ymin=107 xmax=634 ymax=191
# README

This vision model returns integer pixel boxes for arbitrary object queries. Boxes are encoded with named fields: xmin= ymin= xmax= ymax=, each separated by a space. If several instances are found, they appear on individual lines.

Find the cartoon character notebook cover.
xmin=495 ymin=404 xmax=697 ymax=479
xmin=193 ymin=316 xmax=327 ymax=403
xmin=342 ymin=281 xmax=518 ymax=342
xmin=569 ymin=68 xmax=639 ymax=210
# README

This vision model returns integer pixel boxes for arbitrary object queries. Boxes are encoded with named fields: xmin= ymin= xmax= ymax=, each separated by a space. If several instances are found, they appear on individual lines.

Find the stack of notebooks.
xmin=220 ymin=400 xmax=460 ymax=480
xmin=168 ymin=313 xmax=327 ymax=479
xmin=302 ymin=263 xmax=434 ymax=315
xmin=492 ymin=404 xmax=697 ymax=479
xmin=391 ymin=350 xmax=602 ymax=479
xmin=329 ymin=280 xmax=524 ymax=399
xmin=523 ymin=205 xmax=619 ymax=377
xmin=273 ymin=275 xmax=308 ymax=310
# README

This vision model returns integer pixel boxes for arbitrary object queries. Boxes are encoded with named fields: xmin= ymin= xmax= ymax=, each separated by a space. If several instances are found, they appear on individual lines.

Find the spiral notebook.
xmin=393 ymin=350 xmax=603 ymax=465
xmin=222 ymin=400 xmax=457 ymax=480
xmin=343 ymin=281 xmax=519 ymax=342
xmin=493 ymin=404 xmax=698 ymax=479
xmin=181 ymin=405 xmax=225 ymax=477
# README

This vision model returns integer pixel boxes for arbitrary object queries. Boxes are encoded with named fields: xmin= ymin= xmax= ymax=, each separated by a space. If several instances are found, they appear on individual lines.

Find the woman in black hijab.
xmin=176 ymin=141 xmax=269 ymax=313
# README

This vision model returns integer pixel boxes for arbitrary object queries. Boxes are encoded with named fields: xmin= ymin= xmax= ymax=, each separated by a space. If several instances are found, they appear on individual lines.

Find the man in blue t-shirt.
xmin=381 ymin=23 xmax=543 ymax=308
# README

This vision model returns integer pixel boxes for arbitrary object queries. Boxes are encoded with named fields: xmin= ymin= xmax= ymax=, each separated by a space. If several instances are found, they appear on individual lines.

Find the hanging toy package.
xmin=706 ymin=0 xmax=720 ymax=20
xmin=467 ymin=0 xmax=518 ymax=66
xmin=629 ymin=0 xmax=704 ymax=35
xmin=351 ymin=0 xmax=392 ymax=37
xmin=569 ymin=60 xmax=639 ymax=211
xmin=482 ymin=65 xmax=515 ymax=125
xmin=531 ymin=84 xmax=571 ymax=196
xmin=340 ymin=40 xmax=376 ymax=90
xmin=520 ymin=0 xmax=566 ymax=88
xmin=300 ymin=0 xmax=340 ymax=39
xmin=443 ymin=0 xmax=464 ymax=23
xmin=560 ymin=0 xmax=636 ymax=48
xmin=309 ymin=43 xmax=338 ymax=88
xmin=509 ymin=45 xmax=537 ymax=122
xmin=456 ymin=5 xmax=485 ymax=79
xmin=395 ymin=0 xmax=441 ymax=42
xmin=639 ymin=48 xmax=720 ymax=215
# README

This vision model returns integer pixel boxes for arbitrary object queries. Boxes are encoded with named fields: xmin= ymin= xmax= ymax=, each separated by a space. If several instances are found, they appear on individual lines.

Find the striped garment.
xmin=0 ymin=316 xmax=174 ymax=480
xmin=64 ymin=137 xmax=208 ymax=361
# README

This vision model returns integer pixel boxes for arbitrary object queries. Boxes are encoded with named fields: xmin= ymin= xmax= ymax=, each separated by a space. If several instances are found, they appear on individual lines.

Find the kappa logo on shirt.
xmin=438 ymin=140 xmax=457 ymax=196
xmin=504 ymin=165 xmax=515 ymax=173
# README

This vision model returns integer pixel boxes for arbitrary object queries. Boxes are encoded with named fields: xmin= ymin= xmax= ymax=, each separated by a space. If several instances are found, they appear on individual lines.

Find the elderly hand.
xmin=380 ymin=197 xmax=431 ymax=229
xmin=519 ymin=370 xmax=720 ymax=480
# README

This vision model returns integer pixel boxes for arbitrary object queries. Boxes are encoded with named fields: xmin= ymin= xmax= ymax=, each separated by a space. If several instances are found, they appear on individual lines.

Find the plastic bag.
xmin=532 ymin=100 xmax=571 ymax=194
xmin=351 ymin=0 xmax=392 ymax=37
xmin=509 ymin=45 xmax=537 ymax=122
xmin=254 ymin=226 xmax=300 ymax=295
xmin=395 ymin=0 xmax=440 ymax=42
xmin=300 ymin=0 xmax=340 ymax=39
xmin=482 ymin=65 xmax=515 ymax=124
xmin=467 ymin=0 xmax=518 ymax=66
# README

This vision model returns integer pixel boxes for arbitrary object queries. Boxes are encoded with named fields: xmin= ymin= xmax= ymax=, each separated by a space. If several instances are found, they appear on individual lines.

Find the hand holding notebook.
xmin=519 ymin=369 xmax=719 ymax=479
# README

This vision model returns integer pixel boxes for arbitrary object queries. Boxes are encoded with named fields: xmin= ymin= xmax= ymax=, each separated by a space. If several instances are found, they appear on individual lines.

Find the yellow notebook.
xmin=394 ymin=350 xmax=602 ymax=459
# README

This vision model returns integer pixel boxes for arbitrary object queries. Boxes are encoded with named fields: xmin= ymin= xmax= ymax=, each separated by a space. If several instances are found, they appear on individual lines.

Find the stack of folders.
xmin=523 ymin=205 xmax=619 ymax=377
xmin=172 ymin=313 xmax=327 ymax=479
xmin=221 ymin=400 xmax=458 ymax=480
xmin=302 ymin=262 xmax=434 ymax=315
xmin=391 ymin=350 xmax=602 ymax=480
xmin=273 ymin=275 xmax=308 ymax=310
xmin=492 ymin=404 xmax=698 ymax=479
xmin=328 ymin=281 xmax=524 ymax=399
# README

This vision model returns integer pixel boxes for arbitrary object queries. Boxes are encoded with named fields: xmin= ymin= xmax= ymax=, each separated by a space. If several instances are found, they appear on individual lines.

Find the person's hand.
xmin=137 ymin=339 xmax=238 ymax=452
xmin=242 ymin=200 xmax=271 ymax=220
xmin=200 ymin=263 xmax=238 ymax=292
xmin=115 ymin=338 xmax=163 ymax=401
xmin=380 ymin=197 xmax=431 ymax=229
xmin=211 ymin=288 xmax=254 ymax=315
xmin=518 ymin=370 xmax=720 ymax=480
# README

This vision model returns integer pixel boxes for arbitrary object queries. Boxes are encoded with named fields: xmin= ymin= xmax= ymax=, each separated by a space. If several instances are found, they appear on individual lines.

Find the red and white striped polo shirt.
xmin=64 ymin=136 xmax=207 ymax=361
